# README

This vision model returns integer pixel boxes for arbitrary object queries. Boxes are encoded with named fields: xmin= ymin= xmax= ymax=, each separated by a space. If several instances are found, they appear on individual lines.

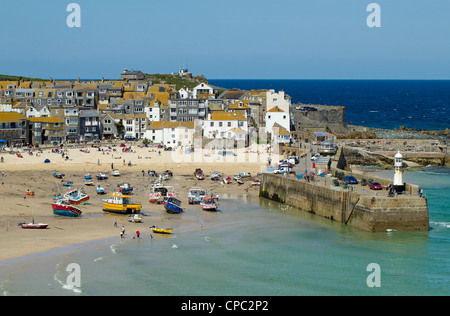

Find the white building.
xmin=202 ymin=111 xmax=248 ymax=140
xmin=192 ymin=83 xmax=215 ymax=99
xmin=145 ymin=100 xmax=162 ymax=122
xmin=124 ymin=114 xmax=148 ymax=140
xmin=145 ymin=121 xmax=195 ymax=146
xmin=265 ymin=106 xmax=290 ymax=132
xmin=266 ymin=89 xmax=290 ymax=113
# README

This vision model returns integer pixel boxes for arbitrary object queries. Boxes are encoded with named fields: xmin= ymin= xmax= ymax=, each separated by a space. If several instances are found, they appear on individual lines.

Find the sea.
xmin=1 ymin=80 xmax=449 ymax=297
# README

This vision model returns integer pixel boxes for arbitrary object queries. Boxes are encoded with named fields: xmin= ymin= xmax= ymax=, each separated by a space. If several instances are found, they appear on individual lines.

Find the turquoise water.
xmin=1 ymin=168 xmax=449 ymax=296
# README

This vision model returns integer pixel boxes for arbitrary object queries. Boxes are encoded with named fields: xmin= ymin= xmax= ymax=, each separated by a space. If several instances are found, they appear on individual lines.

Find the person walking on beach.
xmin=136 ymin=230 xmax=140 ymax=239
xmin=120 ymin=226 xmax=125 ymax=238
xmin=113 ymin=218 xmax=117 ymax=227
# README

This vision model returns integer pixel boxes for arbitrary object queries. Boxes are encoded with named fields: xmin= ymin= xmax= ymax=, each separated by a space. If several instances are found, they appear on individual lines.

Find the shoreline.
xmin=0 ymin=145 xmax=265 ymax=262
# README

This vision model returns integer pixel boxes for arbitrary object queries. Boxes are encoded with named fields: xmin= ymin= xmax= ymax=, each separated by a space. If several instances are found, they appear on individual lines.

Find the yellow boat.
xmin=102 ymin=193 xmax=142 ymax=214
xmin=151 ymin=226 xmax=173 ymax=234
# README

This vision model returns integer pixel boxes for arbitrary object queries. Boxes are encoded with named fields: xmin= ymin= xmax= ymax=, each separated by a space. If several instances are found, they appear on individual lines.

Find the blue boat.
xmin=163 ymin=197 xmax=183 ymax=214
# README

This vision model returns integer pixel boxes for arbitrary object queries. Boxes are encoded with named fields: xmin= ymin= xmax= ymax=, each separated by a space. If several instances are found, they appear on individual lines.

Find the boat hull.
xmin=67 ymin=196 xmax=89 ymax=205
xmin=164 ymin=203 xmax=183 ymax=214
xmin=52 ymin=203 xmax=82 ymax=217
xmin=103 ymin=203 xmax=142 ymax=215
xmin=21 ymin=224 xmax=48 ymax=229
xmin=151 ymin=227 xmax=173 ymax=234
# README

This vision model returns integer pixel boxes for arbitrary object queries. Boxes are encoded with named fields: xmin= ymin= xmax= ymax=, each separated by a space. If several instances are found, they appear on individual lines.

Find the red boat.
xmin=52 ymin=200 xmax=82 ymax=217
xmin=21 ymin=223 xmax=48 ymax=229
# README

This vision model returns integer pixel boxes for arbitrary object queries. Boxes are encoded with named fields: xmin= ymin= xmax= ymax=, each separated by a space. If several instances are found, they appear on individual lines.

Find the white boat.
xmin=188 ymin=187 xmax=207 ymax=204
xmin=200 ymin=197 xmax=220 ymax=212
xmin=64 ymin=188 xmax=90 ymax=205
xmin=127 ymin=214 xmax=143 ymax=223
xmin=112 ymin=169 xmax=120 ymax=176
xmin=148 ymin=183 xmax=176 ymax=204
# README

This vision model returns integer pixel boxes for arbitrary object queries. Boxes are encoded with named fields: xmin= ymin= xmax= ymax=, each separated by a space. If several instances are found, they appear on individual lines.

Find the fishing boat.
xmin=97 ymin=184 xmax=107 ymax=195
xmin=252 ymin=179 xmax=261 ymax=186
xmin=188 ymin=187 xmax=207 ymax=204
xmin=25 ymin=190 xmax=35 ymax=197
xmin=118 ymin=183 xmax=133 ymax=194
xmin=102 ymin=193 xmax=142 ymax=214
xmin=84 ymin=179 xmax=94 ymax=186
xmin=112 ymin=169 xmax=120 ymax=177
xmin=233 ymin=176 xmax=244 ymax=184
xmin=52 ymin=200 xmax=82 ymax=217
xmin=194 ymin=168 xmax=205 ymax=180
xmin=200 ymin=197 xmax=220 ymax=212
xmin=162 ymin=197 xmax=183 ymax=214
xmin=84 ymin=174 xmax=92 ymax=180
xmin=20 ymin=221 xmax=48 ymax=229
xmin=150 ymin=226 xmax=173 ymax=234
xmin=52 ymin=172 xmax=65 ymax=179
xmin=237 ymin=172 xmax=251 ymax=178
xmin=61 ymin=180 xmax=73 ymax=187
xmin=52 ymin=194 xmax=64 ymax=201
xmin=210 ymin=171 xmax=221 ymax=181
xmin=96 ymin=173 xmax=108 ymax=180
xmin=148 ymin=184 xmax=176 ymax=204
xmin=127 ymin=214 xmax=143 ymax=223
xmin=64 ymin=188 xmax=90 ymax=205
xmin=222 ymin=177 xmax=232 ymax=184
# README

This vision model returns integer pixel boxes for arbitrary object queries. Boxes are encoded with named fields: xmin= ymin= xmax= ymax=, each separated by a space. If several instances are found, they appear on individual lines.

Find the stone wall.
xmin=260 ymin=173 xmax=429 ymax=232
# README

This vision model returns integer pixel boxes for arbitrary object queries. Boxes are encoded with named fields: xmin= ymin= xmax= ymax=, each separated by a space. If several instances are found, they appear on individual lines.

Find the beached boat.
xmin=210 ymin=171 xmax=221 ymax=181
xmin=222 ymin=177 xmax=232 ymax=184
xmin=237 ymin=172 xmax=251 ymax=178
xmin=52 ymin=194 xmax=64 ymax=201
xmin=52 ymin=172 xmax=65 ymax=179
xmin=96 ymin=173 xmax=108 ymax=180
xmin=20 ymin=222 xmax=48 ymax=229
xmin=194 ymin=168 xmax=205 ymax=180
xmin=61 ymin=180 xmax=73 ymax=187
xmin=252 ymin=179 xmax=261 ymax=186
xmin=96 ymin=184 xmax=107 ymax=195
xmin=163 ymin=197 xmax=183 ymax=214
xmin=233 ymin=176 xmax=244 ymax=184
xmin=84 ymin=174 xmax=92 ymax=179
xmin=52 ymin=200 xmax=82 ymax=217
xmin=127 ymin=214 xmax=143 ymax=223
xmin=102 ymin=193 xmax=142 ymax=214
xmin=148 ymin=184 xmax=176 ymax=204
xmin=200 ymin=197 xmax=220 ymax=212
xmin=112 ymin=169 xmax=120 ymax=177
xmin=84 ymin=179 xmax=94 ymax=186
xmin=118 ymin=183 xmax=133 ymax=194
xmin=188 ymin=187 xmax=207 ymax=204
xmin=64 ymin=188 xmax=90 ymax=205
xmin=150 ymin=226 xmax=173 ymax=234
xmin=25 ymin=190 xmax=35 ymax=197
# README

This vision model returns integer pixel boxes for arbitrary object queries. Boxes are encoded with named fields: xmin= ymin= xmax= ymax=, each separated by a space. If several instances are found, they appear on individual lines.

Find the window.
xmin=219 ymin=122 xmax=222 ymax=127
xmin=210 ymin=122 xmax=214 ymax=127
xmin=228 ymin=122 xmax=231 ymax=127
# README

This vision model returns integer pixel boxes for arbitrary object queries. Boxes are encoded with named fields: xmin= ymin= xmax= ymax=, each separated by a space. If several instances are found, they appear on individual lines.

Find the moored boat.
xmin=163 ymin=197 xmax=183 ymax=214
xmin=61 ymin=180 xmax=73 ymax=187
xmin=200 ymin=197 xmax=220 ymax=212
xmin=20 ymin=222 xmax=48 ymax=229
xmin=127 ymin=214 xmax=143 ymax=223
xmin=52 ymin=200 xmax=82 ymax=217
xmin=97 ymin=184 xmax=107 ymax=195
xmin=84 ymin=179 xmax=94 ymax=186
xmin=118 ymin=182 xmax=133 ymax=194
xmin=64 ymin=188 xmax=90 ymax=205
xmin=222 ymin=177 xmax=231 ymax=184
xmin=112 ymin=169 xmax=120 ymax=176
xmin=148 ymin=184 xmax=176 ymax=204
xmin=188 ymin=187 xmax=206 ymax=204
xmin=96 ymin=173 xmax=108 ymax=180
xmin=102 ymin=193 xmax=142 ymax=214
xmin=150 ymin=226 xmax=173 ymax=234
xmin=52 ymin=172 xmax=65 ymax=179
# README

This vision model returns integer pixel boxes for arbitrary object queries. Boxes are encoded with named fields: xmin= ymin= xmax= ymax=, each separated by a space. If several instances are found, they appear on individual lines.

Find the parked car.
xmin=311 ymin=153 xmax=320 ymax=161
xmin=369 ymin=182 xmax=382 ymax=190
xmin=344 ymin=176 xmax=358 ymax=184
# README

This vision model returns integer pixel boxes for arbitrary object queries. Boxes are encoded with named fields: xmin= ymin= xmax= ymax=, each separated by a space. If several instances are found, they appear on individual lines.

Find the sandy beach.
xmin=0 ymin=144 xmax=266 ymax=262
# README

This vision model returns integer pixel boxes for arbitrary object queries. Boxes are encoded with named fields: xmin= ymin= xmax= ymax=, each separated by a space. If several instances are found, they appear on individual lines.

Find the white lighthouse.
xmin=393 ymin=151 xmax=405 ymax=192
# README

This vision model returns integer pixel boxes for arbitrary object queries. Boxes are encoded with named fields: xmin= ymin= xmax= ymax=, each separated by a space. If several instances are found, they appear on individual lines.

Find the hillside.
xmin=145 ymin=73 xmax=207 ymax=90
xmin=0 ymin=74 xmax=46 ymax=81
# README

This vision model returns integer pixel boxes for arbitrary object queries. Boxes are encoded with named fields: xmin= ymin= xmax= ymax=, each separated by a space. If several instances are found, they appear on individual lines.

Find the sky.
xmin=1 ymin=0 xmax=449 ymax=79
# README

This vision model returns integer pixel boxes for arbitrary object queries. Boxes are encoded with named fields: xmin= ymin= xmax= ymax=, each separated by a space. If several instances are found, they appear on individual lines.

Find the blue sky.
xmin=1 ymin=0 xmax=449 ymax=79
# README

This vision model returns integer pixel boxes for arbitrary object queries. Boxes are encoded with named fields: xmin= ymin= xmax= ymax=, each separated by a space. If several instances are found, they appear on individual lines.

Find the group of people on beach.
xmin=115 ymin=219 xmax=149 ymax=240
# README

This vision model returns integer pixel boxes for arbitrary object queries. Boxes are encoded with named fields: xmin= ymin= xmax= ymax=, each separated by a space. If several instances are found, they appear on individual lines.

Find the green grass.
xmin=0 ymin=74 xmax=47 ymax=81
xmin=145 ymin=73 xmax=202 ymax=90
